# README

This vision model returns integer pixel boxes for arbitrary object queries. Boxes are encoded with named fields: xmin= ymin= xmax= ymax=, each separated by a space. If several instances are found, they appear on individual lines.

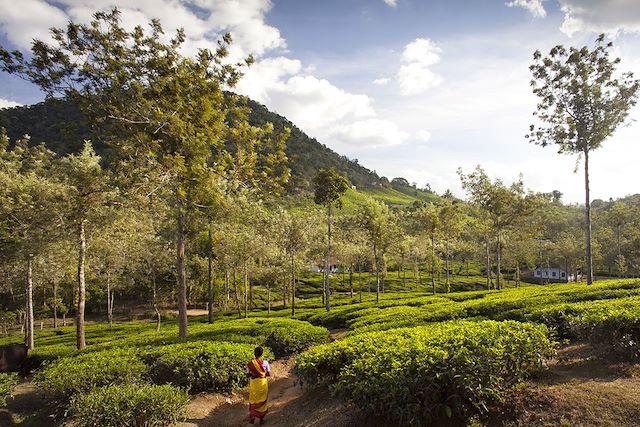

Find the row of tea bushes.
xmin=33 ymin=317 xmax=328 ymax=426
xmin=295 ymin=320 xmax=555 ymax=426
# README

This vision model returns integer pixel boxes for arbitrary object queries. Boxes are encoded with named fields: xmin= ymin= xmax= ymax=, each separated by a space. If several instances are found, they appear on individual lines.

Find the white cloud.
xmin=333 ymin=118 xmax=409 ymax=148
xmin=506 ymin=0 xmax=546 ymax=18
xmin=397 ymin=38 xmax=443 ymax=95
xmin=383 ymin=0 xmax=398 ymax=8
xmin=0 ymin=98 xmax=21 ymax=109
xmin=558 ymin=0 xmax=640 ymax=36
xmin=373 ymin=77 xmax=391 ymax=85
xmin=416 ymin=130 xmax=431 ymax=142
xmin=0 ymin=0 xmax=286 ymax=61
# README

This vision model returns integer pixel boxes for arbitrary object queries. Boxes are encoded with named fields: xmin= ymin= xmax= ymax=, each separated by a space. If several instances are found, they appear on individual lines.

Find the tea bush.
xmin=142 ymin=342 xmax=272 ymax=393
xmin=296 ymin=320 xmax=555 ymax=426
xmin=35 ymin=348 xmax=148 ymax=399
xmin=69 ymin=384 xmax=188 ymax=427
xmin=0 ymin=373 xmax=18 ymax=406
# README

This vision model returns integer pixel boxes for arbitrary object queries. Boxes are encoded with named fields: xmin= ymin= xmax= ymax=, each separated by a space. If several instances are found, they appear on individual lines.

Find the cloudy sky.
xmin=1 ymin=0 xmax=640 ymax=204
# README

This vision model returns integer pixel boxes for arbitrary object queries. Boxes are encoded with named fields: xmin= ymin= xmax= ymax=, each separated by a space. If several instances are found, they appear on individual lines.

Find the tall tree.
xmin=0 ymin=132 xmax=66 ymax=349
xmin=313 ymin=168 xmax=349 ymax=311
xmin=528 ymin=35 xmax=640 ymax=285
xmin=0 ymin=9 xmax=288 ymax=337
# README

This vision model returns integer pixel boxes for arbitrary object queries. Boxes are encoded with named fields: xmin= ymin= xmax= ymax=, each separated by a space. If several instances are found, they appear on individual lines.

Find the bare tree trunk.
xmin=152 ymin=269 xmax=161 ymax=332
xmin=496 ymin=228 xmax=502 ymax=290
xmin=207 ymin=224 xmax=213 ymax=324
xmin=324 ymin=205 xmax=332 ymax=311
xmin=25 ymin=256 xmax=34 ymax=350
xmin=224 ymin=270 xmax=229 ymax=311
xmin=52 ymin=277 xmax=58 ymax=328
xmin=244 ymin=260 xmax=248 ymax=319
xmin=107 ymin=272 xmax=113 ymax=328
xmin=232 ymin=269 xmax=241 ymax=318
xmin=374 ymin=242 xmax=380 ymax=304
xmin=584 ymin=149 xmax=594 ymax=285
xmin=349 ymin=264 xmax=354 ymax=298
xmin=176 ymin=209 xmax=188 ymax=338
xmin=267 ymin=283 xmax=271 ymax=314
xmin=291 ymin=252 xmax=296 ymax=317
xmin=431 ymin=234 xmax=436 ymax=294
xmin=381 ymin=256 xmax=386 ymax=294
xmin=445 ymin=238 xmax=450 ymax=293
xmin=485 ymin=237 xmax=491 ymax=290
xmin=516 ymin=261 xmax=520 ymax=288
xmin=358 ymin=263 xmax=363 ymax=303
xmin=77 ymin=220 xmax=87 ymax=350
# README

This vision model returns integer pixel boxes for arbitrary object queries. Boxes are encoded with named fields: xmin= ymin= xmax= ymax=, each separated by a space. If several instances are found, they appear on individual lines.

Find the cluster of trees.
xmin=1 ymin=10 xmax=639 ymax=354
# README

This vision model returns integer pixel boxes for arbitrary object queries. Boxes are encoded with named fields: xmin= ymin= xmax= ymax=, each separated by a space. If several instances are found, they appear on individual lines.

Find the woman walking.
xmin=247 ymin=346 xmax=271 ymax=424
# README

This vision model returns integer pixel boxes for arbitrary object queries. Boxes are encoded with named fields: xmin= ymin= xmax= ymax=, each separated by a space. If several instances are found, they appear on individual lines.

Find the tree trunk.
xmin=244 ymin=260 xmax=248 ymax=319
xmin=324 ymin=205 xmax=332 ymax=311
xmin=496 ymin=228 xmax=502 ymax=290
xmin=516 ymin=261 xmax=520 ymax=288
xmin=267 ymin=283 xmax=271 ymax=314
xmin=176 ymin=209 xmax=188 ymax=338
xmin=584 ymin=148 xmax=594 ymax=285
xmin=224 ymin=270 xmax=229 ymax=311
xmin=291 ymin=252 xmax=296 ymax=317
xmin=52 ymin=277 xmax=58 ymax=329
xmin=207 ymin=224 xmax=213 ymax=324
xmin=77 ymin=220 xmax=86 ymax=350
xmin=485 ymin=237 xmax=491 ymax=290
xmin=431 ymin=234 xmax=436 ymax=294
xmin=107 ymin=272 xmax=113 ymax=328
xmin=152 ymin=269 xmax=161 ymax=332
xmin=25 ymin=256 xmax=34 ymax=350
xmin=374 ymin=242 xmax=380 ymax=304
xmin=349 ymin=264 xmax=354 ymax=299
xmin=232 ymin=270 xmax=241 ymax=318
xmin=358 ymin=263 xmax=363 ymax=303
xmin=445 ymin=238 xmax=450 ymax=293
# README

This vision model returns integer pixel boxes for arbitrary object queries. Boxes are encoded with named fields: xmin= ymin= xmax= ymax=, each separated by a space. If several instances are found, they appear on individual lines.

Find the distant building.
xmin=533 ymin=267 xmax=580 ymax=283
xmin=309 ymin=260 xmax=342 ymax=274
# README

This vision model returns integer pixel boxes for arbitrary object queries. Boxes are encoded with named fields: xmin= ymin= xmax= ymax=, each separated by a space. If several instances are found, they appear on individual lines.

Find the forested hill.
xmin=0 ymin=96 xmax=388 ymax=190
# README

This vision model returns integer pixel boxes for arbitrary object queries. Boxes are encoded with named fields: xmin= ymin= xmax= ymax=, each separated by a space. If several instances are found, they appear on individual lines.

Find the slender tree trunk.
xmin=107 ymin=272 xmax=113 ymax=328
xmin=358 ymin=263 xmax=363 ymax=303
xmin=291 ymin=252 xmax=296 ymax=317
xmin=52 ymin=277 xmax=58 ymax=329
xmin=496 ymin=228 xmax=502 ymax=290
xmin=584 ymin=148 xmax=594 ymax=285
xmin=485 ymin=237 xmax=491 ymax=290
xmin=77 ymin=220 xmax=86 ymax=350
xmin=224 ymin=270 xmax=229 ymax=311
xmin=324 ymin=205 xmax=332 ymax=311
xmin=176 ymin=209 xmax=188 ymax=338
xmin=445 ymin=238 xmax=450 ymax=293
xmin=381 ymin=256 xmax=386 ymax=294
xmin=232 ymin=269 xmax=241 ymax=318
xmin=25 ymin=256 xmax=34 ymax=350
xmin=244 ymin=260 xmax=248 ymax=319
xmin=267 ymin=283 xmax=271 ymax=314
xmin=207 ymin=224 xmax=213 ymax=324
xmin=516 ymin=261 xmax=520 ymax=288
xmin=431 ymin=234 xmax=436 ymax=294
xmin=349 ymin=264 xmax=354 ymax=298
xmin=152 ymin=269 xmax=161 ymax=332
xmin=374 ymin=242 xmax=380 ymax=303
xmin=402 ymin=254 xmax=406 ymax=288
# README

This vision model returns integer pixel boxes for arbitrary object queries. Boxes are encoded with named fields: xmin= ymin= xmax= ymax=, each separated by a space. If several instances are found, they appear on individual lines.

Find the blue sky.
xmin=1 ymin=0 xmax=640 ymax=203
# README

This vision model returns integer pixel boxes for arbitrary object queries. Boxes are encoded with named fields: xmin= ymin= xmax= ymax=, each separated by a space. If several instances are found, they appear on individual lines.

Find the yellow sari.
xmin=247 ymin=358 xmax=269 ymax=420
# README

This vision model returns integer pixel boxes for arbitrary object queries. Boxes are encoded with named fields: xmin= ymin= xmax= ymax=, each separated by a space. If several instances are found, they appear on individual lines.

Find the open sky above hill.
xmin=1 ymin=0 xmax=640 ymax=203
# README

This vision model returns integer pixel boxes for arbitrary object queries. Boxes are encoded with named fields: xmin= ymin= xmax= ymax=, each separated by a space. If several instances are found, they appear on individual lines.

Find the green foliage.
xmin=0 ymin=373 xmax=18 ymax=406
xmin=296 ymin=320 xmax=555 ymax=425
xmin=313 ymin=168 xmax=350 ymax=208
xmin=142 ymin=342 xmax=266 ymax=393
xmin=69 ymin=384 xmax=188 ymax=427
xmin=35 ymin=348 xmax=148 ymax=399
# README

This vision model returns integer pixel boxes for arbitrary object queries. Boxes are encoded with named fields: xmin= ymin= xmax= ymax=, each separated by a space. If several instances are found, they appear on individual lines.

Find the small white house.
xmin=533 ymin=267 xmax=579 ymax=283
xmin=309 ymin=262 xmax=341 ymax=274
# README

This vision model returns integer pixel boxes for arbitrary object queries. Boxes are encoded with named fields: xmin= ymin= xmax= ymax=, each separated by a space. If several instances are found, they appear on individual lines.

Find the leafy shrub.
xmin=296 ymin=320 xmax=555 ymax=426
xmin=0 ymin=373 xmax=18 ymax=406
xmin=70 ymin=384 xmax=188 ymax=427
xmin=36 ymin=348 xmax=148 ymax=399
xmin=142 ymin=342 xmax=271 ymax=393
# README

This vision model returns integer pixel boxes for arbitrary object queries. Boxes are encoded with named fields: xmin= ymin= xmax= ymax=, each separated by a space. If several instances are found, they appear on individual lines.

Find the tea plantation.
xmin=2 ymin=279 xmax=640 ymax=426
